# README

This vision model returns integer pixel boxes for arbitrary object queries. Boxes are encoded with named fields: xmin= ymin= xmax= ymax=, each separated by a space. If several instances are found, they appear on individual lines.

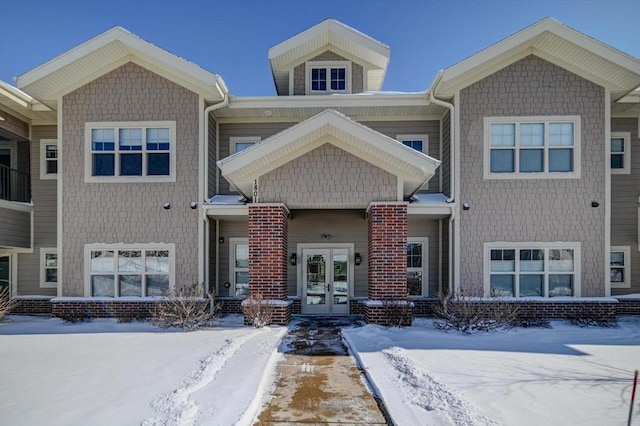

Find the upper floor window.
xmin=483 ymin=116 xmax=581 ymax=179
xmin=305 ymin=61 xmax=351 ymax=94
xmin=40 ymin=139 xmax=58 ymax=180
xmin=84 ymin=122 xmax=176 ymax=183
xmin=398 ymin=134 xmax=428 ymax=154
xmin=231 ymin=136 xmax=260 ymax=155
xmin=484 ymin=242 xmax=581 ymax=297
xmin=611 ymin=132 xmax=631 ymax=174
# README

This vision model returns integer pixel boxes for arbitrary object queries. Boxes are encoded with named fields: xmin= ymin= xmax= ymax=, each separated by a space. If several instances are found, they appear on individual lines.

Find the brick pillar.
xmin=247 ymin=203 xmax=292 ymax=324
xmin=248 ymin=203 xmax=289 ymax=299
xmin=365 ymin=202 xmax=411 ymax=324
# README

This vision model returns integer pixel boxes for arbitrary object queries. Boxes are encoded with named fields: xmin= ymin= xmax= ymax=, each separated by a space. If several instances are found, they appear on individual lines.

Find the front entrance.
xmin=301 ymin=248 xmax=350 ymax=315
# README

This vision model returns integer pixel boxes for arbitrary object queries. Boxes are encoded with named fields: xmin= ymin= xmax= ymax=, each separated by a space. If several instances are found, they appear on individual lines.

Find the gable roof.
xmin=218 ymin=109 xmax=440 ymax=199
xmin=268 ymin=19 xmax=390 ymax=95
xmin=431 ymin=18 xmax=640 ymax=100
xmin=0 ymin=80 xmax=56 ymax=123
xmin=16 ymin=27 xmax=227 ymax=107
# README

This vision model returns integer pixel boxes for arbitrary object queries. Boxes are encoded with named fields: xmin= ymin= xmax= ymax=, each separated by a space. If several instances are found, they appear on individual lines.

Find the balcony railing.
xmin=0 ymin=164 xmax=31 ymax=203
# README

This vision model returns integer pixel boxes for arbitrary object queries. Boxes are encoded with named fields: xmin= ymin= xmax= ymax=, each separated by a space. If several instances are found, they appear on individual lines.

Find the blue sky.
xmin=2 ymin=0 xmax=638 ymax=96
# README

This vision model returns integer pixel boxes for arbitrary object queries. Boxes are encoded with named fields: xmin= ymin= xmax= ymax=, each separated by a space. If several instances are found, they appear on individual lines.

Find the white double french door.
xmin=301 ymin=248 xmax=350 ymax=315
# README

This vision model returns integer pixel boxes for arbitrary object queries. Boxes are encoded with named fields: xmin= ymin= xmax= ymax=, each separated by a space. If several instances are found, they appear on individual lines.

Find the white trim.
xmin=229 ymin=238 xmax=249 ymax=297
xmin=483 ymin=116 xmax=582 ymax=179
xmin=453 ymin=91 xmax=461 ymax=293
xmin=0 ymin=142 xmax=17 ymax=170
xmin=610 ymin=246 xmax=631 ymax=289
xmin=305 ymin=61 xmax=352 ymax=95
xmin=604 ymin=89 xmax=612 ymax=296
xmin=483 ymin=242 xmax=582 ymax=297
xmin=83 ymin=243 xmax=176 ymax=297
xmin=39 ymin=139 xmax=58 ymax=180
xmin=407 ymin=237 xmax=429 ymax=298
xmin=84 ymin=121 xmax=176 ymax=183
xmin=610 ymin=132 xmax=631 ymax=174
xmin=56 ymin=98 xmax=63 ymax=297
xmin=40 ymin=248 xmax=58 ymax=288
xmin=0 ymin=199 xmax=33 ymax=213
xmin=0 ymin=253 xmax=19 ymax=297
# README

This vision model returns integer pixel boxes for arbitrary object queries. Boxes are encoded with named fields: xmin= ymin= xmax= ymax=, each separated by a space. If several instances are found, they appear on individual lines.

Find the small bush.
xmin=151 ymin=283 xmax=219 ymax=330
xmin=433 ymin=288 xmax=520 ymax=334
xmin=0 ymin=287 xmax=17 ymax=320
xmin=568 ymin=304 xmax=618 ymax=328
xmin=241 ymin=293 xmax=274 ymax=328
xmin=382 ymin=298 xmax=413 ymax=327
xmin=116 ymin=310 xmax=150 ymax=323
xmin=59 ymin=311 xmax=92 ymax=323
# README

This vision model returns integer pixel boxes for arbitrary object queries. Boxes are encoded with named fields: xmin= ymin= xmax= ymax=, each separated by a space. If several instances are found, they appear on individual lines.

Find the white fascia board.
xmin=224 ymin=92 xmax=429 ymax=110
xmin=17 ymin=27 xmax=225 ymax=101
xmin=268 ymin=19 xmax=389 ymax=70
xmin=437 ymin=18 xmax=640 ymax=95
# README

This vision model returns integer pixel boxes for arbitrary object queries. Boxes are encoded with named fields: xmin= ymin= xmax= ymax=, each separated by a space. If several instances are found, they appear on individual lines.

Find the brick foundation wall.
xmin=350 ymin=299 xmax=365 ymax=315
xmin=216 ymin=298 xmax=243 ymax=315
xmin=367 ymin=203 xmax=407 ymax=300
xmin=363 ymin=301 xmax=414 ymax=326
xmin=248 ymin=204 xmax=289 ymax=300
xmin=614 ymin=298 xmax=640 ymax=316
xmin=10 ymin=297 xmax=54 ymax=315
xmin=50 ymin=298 xmax=208 ymax=320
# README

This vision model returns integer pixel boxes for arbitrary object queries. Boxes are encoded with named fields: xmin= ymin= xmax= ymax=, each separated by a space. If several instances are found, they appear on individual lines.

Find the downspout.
xmin=428 ymin=72 xmax=456 ymax=293
xmin=203 ymin=79 xmax=229 ymax=313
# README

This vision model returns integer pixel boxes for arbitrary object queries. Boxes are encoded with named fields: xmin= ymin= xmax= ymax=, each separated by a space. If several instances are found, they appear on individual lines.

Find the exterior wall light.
xmin=290 ymin=253 xmax=297 ymax=265
xmin=463 ymin=203 xmax=470 ymax=211
xmin=354 ymin=253 xmax=362 ymax=265
xmin=163 ymin=202 xmax=171 ymax=210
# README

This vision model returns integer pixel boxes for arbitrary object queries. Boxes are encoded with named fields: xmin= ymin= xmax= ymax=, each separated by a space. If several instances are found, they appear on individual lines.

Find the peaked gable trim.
xmin=218 ymin=109 xmax=440 ymax=199
xmin=17 ymin=27 xmax=226 ymax=104
xmin=433 ymin=18 xmax=640 ymax=98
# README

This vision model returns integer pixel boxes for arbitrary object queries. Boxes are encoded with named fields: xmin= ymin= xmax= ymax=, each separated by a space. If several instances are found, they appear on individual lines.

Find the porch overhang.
xmin=407 ymin=193 xmax=454 ymax=220
xmin=204 ymin=195 xmax=248 ymax=220
xmin=217 ymin=109 xmax=441 ymax=200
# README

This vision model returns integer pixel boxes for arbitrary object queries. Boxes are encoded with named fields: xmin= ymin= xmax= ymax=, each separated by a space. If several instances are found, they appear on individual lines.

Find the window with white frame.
xmin=398 ymin=134 xmax=428 ymax=154
xmin=230 ymin=238 xmax=249 ymax=296
xmin=84 ymin=122 xmax=176 ymax=182
xmin=485 ymin=243 xmax=580 ymax=297
xmin=85 ymin=244 xmax=174 ymax=297
xmin=611 ymin=132 xmax=631 ymax=174
xmin=610 ymin=246 xmax=631 ymax=288
xmin=40 ymin=139 xmax=58 ymax=180
xmin=407 ymin=238 xmax=428 ymax=297
xmin=230 ymin=136 xmax=260 ymax=155
xmin=40 ymin=248 xmax=58 ymax=288
xmin=305 ymin=61 xmax=351 ymax=94
xmin=484 ymin=116 xmax=581 ymax=179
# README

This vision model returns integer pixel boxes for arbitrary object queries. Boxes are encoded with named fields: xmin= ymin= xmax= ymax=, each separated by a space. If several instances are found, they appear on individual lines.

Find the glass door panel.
xmin=303 ymin=249 xmax=330 ymax=314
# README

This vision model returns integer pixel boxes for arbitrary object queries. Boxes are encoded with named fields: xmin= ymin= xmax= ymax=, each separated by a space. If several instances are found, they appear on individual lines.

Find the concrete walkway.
xmin=255 ymin=316 xmax=390 ymax=425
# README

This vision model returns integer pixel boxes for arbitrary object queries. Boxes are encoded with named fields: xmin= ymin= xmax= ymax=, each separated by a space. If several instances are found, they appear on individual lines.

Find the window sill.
xmin=483 ymin=172 xmax=581 ymax=180
xmin=84 ymin=175 xmax=176 ymax=184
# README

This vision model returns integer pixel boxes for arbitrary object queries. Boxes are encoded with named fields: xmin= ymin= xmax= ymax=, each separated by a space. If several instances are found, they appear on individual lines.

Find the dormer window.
xmin=306 ymin=61 xmax=351 ymax=94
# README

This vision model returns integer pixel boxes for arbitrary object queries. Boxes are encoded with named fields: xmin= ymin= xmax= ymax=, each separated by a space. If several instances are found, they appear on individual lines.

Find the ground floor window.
xmin=610 ymin=246 xmax=631 ymax=288
xmin=407 ymin=238 xmax=428 ymax=297
xmin=85 ymin=243 xmax=174 ymax=297
xmin=230 ymin=238 xmax=249 ymax=296
xmin=484 ymin=243 xmax=580 ymax=297
xmin=40 ymin=248 xmax=58 ymax=288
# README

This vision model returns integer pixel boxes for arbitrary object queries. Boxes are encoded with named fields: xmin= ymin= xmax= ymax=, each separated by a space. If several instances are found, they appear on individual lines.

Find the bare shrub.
xmin=116 ymin=310 xmax=150 ymax=323
xmin=241 ymin=293 xmax=274 ymax=328
xmin=382 ymin=298 xmax=413 ymax=327
xmin=59 ymin=311 xmax=92 ymax=323
xmin=151 ymin=283 xmax=219 ymax=330
xmin=433 ymin=287 xmax=520 ymax=334
xmin=0 ymin=287 xmax=17 ymax=320
xmin=568 ymin=304 xmax=617 ymax=328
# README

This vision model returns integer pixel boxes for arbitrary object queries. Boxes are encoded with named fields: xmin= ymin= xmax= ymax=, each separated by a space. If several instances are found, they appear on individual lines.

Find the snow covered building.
xmin=1 ymin=18 xmax=639 ymax=323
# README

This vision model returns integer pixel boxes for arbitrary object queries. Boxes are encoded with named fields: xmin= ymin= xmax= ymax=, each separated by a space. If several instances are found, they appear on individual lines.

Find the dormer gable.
xmin=268 ymin=19 xmax=390 ymax=96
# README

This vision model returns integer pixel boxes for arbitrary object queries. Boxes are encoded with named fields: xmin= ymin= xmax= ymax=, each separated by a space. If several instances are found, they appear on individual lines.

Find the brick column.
xmin=365 ymin=202 xmax=411 ymax=324
xmin=247 ymin=203 xmax=292 ymax=324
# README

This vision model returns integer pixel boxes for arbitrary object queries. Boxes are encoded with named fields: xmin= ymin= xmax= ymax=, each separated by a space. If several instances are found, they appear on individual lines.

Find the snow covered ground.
xmin=343 ymin=317 xmax=640 ymax=426
xmin=0 ymin=315 xmax=285 ymax=426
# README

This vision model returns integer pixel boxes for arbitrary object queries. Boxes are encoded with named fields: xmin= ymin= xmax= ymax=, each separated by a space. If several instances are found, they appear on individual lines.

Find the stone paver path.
xmin=255 ymin=316 xmax=390 ymax=425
